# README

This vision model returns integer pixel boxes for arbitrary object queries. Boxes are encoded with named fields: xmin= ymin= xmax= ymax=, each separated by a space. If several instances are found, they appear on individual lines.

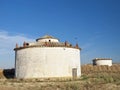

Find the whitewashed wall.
xmin=37 ymin=38 xmax=59 ymax=42
xmin=15 ymin=47 xmax=81 ymax=79
xmin=95 ymin=60 xmax=112 ymax=66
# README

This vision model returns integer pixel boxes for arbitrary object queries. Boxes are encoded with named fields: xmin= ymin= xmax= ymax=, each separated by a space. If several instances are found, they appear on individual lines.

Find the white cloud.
xmin=0 ymin=31 xmax=34 ymax=69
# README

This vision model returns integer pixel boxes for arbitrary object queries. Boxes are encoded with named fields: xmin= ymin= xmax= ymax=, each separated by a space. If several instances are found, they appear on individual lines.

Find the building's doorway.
xmin=72 ymin=68 xmax=77 ymax=78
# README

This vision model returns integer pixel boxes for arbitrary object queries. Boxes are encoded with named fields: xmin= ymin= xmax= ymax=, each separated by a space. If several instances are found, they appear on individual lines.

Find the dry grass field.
xmin=81 ymin=64 xmax=120 ymax=74
xmin=0 ymin=64 xmax=120 ymax=90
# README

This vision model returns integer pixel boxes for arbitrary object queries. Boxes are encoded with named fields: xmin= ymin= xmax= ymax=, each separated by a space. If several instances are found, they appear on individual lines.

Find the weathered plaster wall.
xmin=15 ymin=47 xmax=81 ymax=79
xmin=37 ymin=38 xmax=59 ymax=42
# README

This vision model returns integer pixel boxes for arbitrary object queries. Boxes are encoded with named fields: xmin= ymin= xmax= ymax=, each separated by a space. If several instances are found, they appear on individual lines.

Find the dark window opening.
xmin=26 ymin=43 xmax=29 ymax=46
xmin=49 ymin=40 xmax=51 ymax=42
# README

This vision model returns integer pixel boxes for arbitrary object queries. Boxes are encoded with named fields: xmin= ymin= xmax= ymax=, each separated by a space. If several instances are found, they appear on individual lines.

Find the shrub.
xmin=81 ymin=75 xmax=89 ymax=80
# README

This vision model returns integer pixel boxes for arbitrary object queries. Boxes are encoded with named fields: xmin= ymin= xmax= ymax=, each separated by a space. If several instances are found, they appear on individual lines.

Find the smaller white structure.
xmin=93 ymin=58 xmax=112 ymax=66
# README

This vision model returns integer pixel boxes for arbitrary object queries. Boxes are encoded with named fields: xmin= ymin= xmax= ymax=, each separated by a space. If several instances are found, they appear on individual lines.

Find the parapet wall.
xmin=14 ymin=42 xmax=81 ymax=51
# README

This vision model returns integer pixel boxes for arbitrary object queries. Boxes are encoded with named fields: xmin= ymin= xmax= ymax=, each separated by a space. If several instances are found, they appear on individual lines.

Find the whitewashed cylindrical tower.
xmin=93 ymin=58 xmax=112 ymax=66
xmin=14 ymin=35 xmax=81 ymax=79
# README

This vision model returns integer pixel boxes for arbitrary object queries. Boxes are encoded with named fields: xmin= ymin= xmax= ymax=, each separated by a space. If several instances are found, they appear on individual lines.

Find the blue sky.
xmin=0 ymin=0 xmax=120 ymax=68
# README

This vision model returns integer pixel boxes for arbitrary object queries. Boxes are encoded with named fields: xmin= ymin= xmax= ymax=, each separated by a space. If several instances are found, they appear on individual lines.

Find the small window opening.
xmin=49 ymin=40 xmax=51 ymax=42
xmin=26 ymin=43 xmax=29 ymax=46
